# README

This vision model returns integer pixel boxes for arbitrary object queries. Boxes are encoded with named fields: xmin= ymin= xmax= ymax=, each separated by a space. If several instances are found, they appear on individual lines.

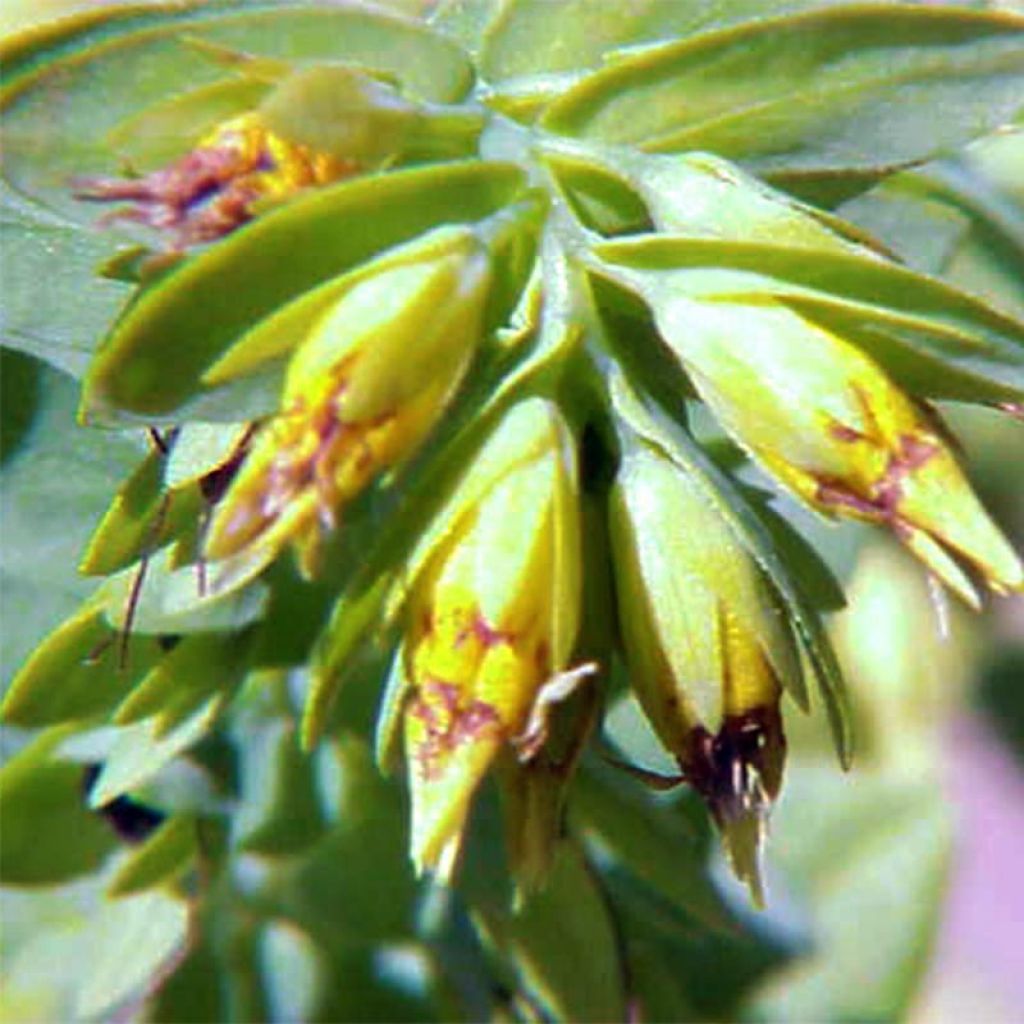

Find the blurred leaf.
xmin=87 ymin=696 xmax=225 ymax=806
xmin=753 ymin=763 xmax=951 ymax=1022
xmin=274 ymin=734 xmax=419 ymax=943
xmin=114 ymin=631 xmax=250 ymax=733
xmin=146 ymin=930 xmax=226 ymax=1024
xmin=0 ymin=728 xmax=117 ymax=884
xmin=542 ymin=7 xmax=1024 ymax=179
xmin=74 ymin=888 xmax=190 ymax=1020
xmin=1 ymin=598 xmax=163 ymax=728
xmin=595 ymin=234 xmax=1024 ymax=404
xmin=259 ymin=920 xmax=325 ymax=1023
xmin=0 ymin=206 xmax=134 ymax=378
xmin=570 ymin=758 xmax=731 ymax=930
xmin=107 ymin=814 xmax=198 ymax=897
xmin=0 ymin=356 xmax=145 ymax=690
xmin=232 ymin=713 xmax=328 ymax=856
xmin=475 ymin=841 xmax=627 ymax=1023
xmin=81 ymin=161 xmax=526 ymax=421
xmin=841 ymin=129 xmax=1024 ymax=320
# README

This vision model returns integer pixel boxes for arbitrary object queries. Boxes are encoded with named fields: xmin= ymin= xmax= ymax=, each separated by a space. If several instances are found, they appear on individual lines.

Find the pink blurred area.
xmin=916 ymin=670 xmax=1024 ymax=1020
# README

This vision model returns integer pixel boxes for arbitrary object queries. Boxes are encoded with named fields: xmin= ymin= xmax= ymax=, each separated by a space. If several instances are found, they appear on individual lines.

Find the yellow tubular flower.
xmin=204 ymin=228 xmax=492 ymax=579
xmin=399 ymin=399 xmax=585 ymax=879
xmin=609 ymin=440 xmax=799 ymax=905
xmin=654 ymin=297 xmax=1023 ymax=607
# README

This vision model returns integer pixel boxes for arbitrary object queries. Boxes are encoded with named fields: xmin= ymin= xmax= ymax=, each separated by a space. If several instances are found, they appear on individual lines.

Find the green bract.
xmin=2 ymin=1 xmax=1023 ymax=1020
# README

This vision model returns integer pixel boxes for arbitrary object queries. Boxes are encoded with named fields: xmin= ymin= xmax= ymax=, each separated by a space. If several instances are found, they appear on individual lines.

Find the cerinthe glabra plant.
xmin=2 ymin=0 xmax=1023 ymax=1014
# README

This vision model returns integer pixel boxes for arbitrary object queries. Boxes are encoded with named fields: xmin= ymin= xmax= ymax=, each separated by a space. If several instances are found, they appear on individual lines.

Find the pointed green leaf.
xmin=0 ymin=727 xmax=118 ymax=884
xmin=2 ymin=599 xmax=164 ymax=727
xmin=164 ymin=421 xmax=252 ymax=490
xmin=485 ymin=0 xmax=866 ymax=81
xmin=542 ymin=7 xmax=1024 ymax=178
xmin=840 ymin=129 xmax=1024 ymax=321
xmin=95 ymin=547 xmax=269 ymax=636
xmin=106 ymin=814 xmax=199 ymax=898
xmin=114 ymin=631 xmax=250 ymax=733
xmin=79 ymin=450 xmax=203 ymax=577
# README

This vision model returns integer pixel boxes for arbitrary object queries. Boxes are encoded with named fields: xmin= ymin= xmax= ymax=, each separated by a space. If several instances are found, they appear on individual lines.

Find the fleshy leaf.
xmin=106 ymin=814 xmax=199 ymax=897
xmin=79 ymin=449 xmax=203 ymax=577
xmin=542 ymin=7 xmax=1024 ymax=179
xmin=1 ymin=599 xmax=163 ymax=727
xmin=0 ymin=727 xmax=118 ymax=884
xmin=113 ymin=631 xmax=250 ymax=734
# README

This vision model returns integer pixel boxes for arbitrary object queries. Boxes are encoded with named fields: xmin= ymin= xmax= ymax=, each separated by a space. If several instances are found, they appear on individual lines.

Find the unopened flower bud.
xmin=399 ymin=399 xmax=587 ymax=878
xmin=654 ymin=298 xmax=1023 ymax=607
xmin=610 ymin=439 xmax=800 ymax=904
xmin=204 ymin=226 xmax=492 ymax=578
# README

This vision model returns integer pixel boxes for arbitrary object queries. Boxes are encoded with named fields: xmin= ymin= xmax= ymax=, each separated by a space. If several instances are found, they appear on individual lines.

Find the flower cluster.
xmin=12 ymin=29 xmax=1022 ymax=912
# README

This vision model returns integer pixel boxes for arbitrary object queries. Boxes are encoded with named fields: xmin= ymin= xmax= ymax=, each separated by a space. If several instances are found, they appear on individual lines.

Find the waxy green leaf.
xmin=0 ymin=727 xmax=118 ymax=884
xmin=106 ymin=814 xmax=199 ymax=897
xmin=79 ymin=448 xmax=204 ymax=577
xmin=542 ymin=7 xmax=1024 ymax=179
xmin=1 ymin=599 xmax=163 ymax=727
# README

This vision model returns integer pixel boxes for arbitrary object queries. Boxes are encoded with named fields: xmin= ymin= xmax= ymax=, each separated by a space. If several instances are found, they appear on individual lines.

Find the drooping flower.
xmin=653 ymin=297 xmax=1023 ymax=607
xmin=397 ymin=399 xmax=587 ymax=879
xmin=203 ymin=226 xmax=492 ymax=578
xmin=609 ymin=437 xmax=800 ymax=904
